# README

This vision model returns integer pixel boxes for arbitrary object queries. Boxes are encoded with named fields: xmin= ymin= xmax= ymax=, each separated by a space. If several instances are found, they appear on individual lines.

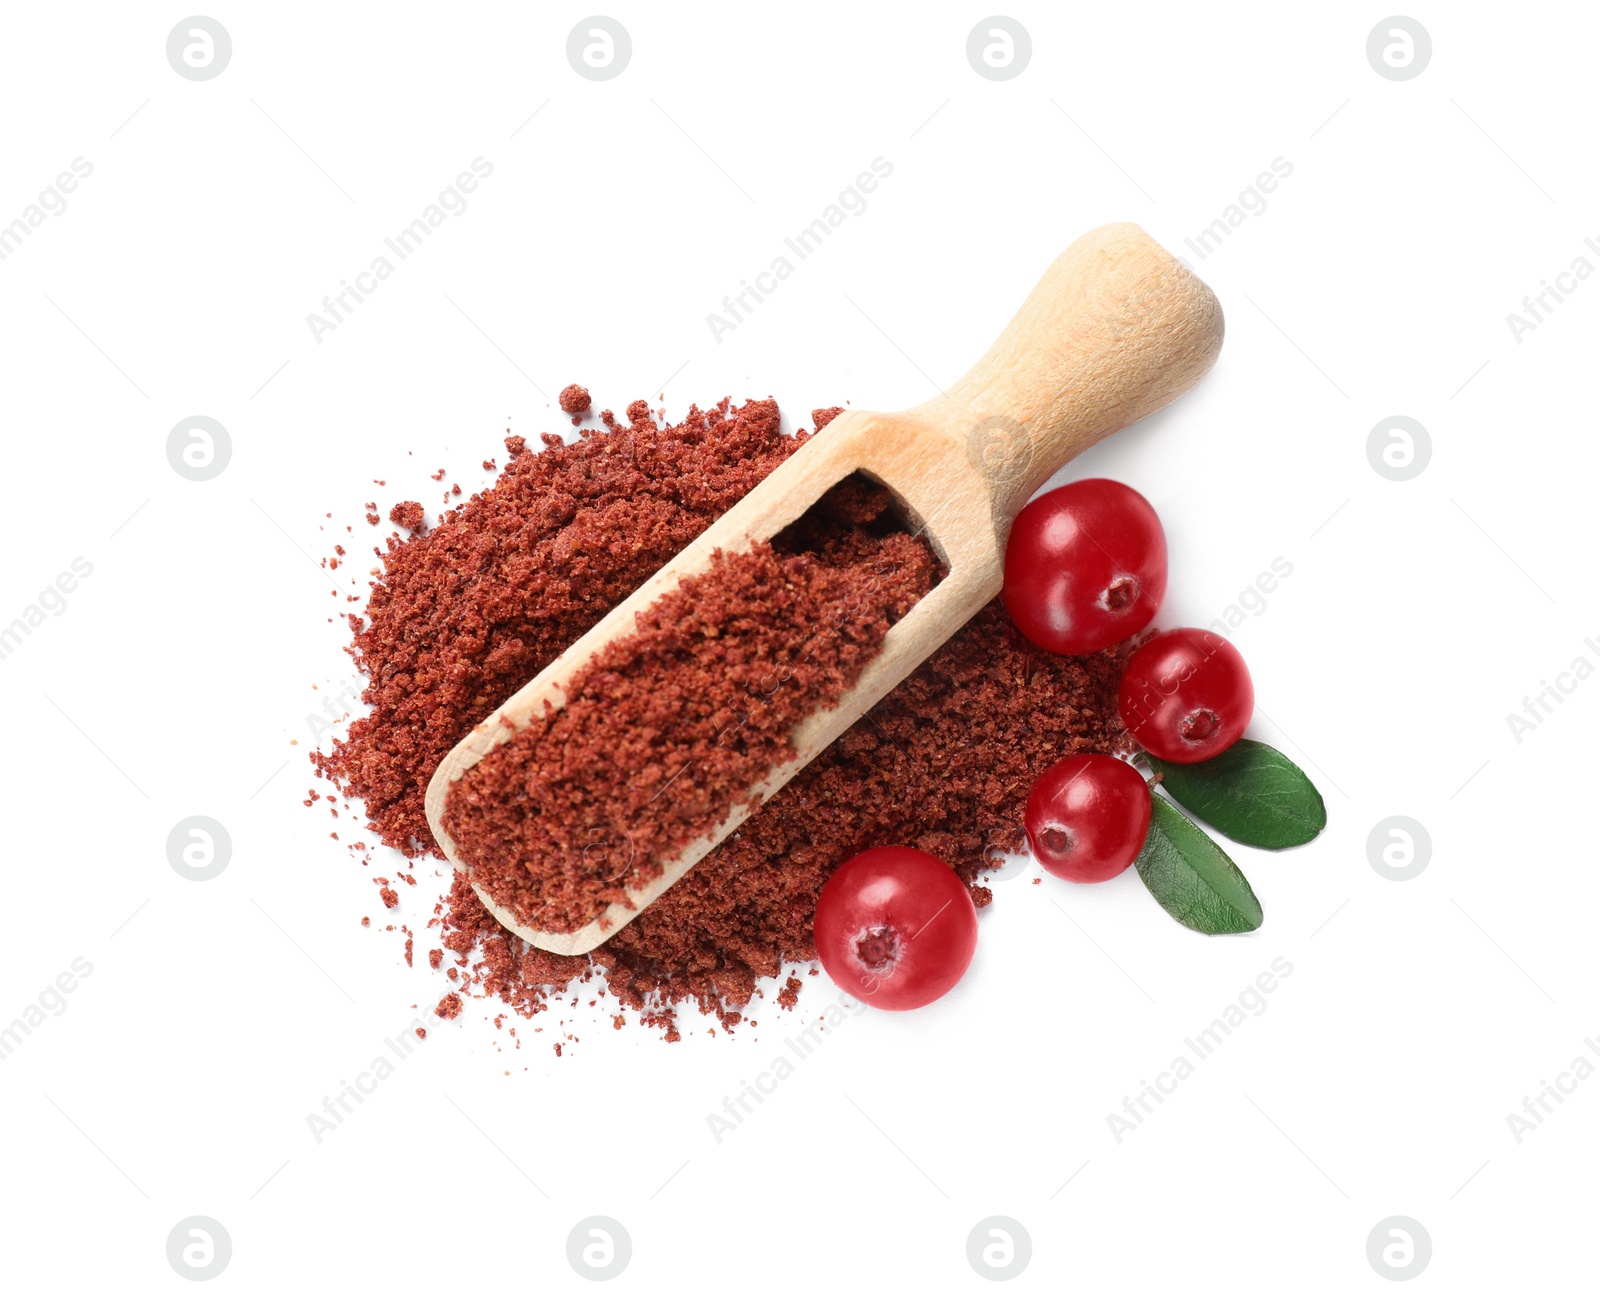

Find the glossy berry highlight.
xmin=1025 ymin=754 xmax=1152 ymax=882
xmin=1002 ymin=478 xmax=1167 ymax=656
xmin=813 ymin=847 xmax=978 ymax=1010
xmin=1119 ymin=627 xmax=1254 ymax=763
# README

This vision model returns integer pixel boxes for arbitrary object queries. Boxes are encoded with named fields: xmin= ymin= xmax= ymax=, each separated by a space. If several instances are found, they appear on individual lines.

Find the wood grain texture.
xmin=424 ymin=223 xmax=1224 ymax=955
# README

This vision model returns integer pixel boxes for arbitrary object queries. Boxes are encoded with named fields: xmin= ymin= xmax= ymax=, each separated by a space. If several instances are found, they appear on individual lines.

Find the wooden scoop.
xmin=425 ymin=222 xmax=1223 ymax=955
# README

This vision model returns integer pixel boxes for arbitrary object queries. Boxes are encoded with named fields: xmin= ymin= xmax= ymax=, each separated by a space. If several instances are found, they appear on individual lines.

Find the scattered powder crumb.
xmin=388 ymin=500 xmax=426 ymax=533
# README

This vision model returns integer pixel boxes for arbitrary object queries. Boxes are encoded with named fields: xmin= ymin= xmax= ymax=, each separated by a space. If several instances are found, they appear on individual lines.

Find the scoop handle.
xmin=926 ymin=223 xmax=1224 ymax=521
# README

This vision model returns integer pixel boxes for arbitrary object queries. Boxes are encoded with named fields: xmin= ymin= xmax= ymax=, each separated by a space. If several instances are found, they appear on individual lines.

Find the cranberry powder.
xmin=315 ymin=398 xmax=1132 ymax=1041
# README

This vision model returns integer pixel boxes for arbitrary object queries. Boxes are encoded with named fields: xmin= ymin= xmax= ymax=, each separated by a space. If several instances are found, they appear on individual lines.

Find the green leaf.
xmin=1134 ymin=797 xmax=1263 ymax=935
xmin=1147 ymin=740 xmax=1327 ymax=849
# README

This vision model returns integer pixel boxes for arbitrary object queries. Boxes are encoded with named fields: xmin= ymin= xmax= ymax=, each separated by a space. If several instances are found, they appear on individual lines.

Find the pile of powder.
xmin=442 ymin=475 xmax=942 ymax=934
xmin=315 ymin=397 xmax=800 ymax=856
xmin=317 ymin=398 xmax=1132 ymax=1040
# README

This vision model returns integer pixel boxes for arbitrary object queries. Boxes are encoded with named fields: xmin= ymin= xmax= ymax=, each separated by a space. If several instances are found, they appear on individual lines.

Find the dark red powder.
xmin=388 ymin=500 xmax=426 ymax=533
xmin=559 ymin=383 xmax=592 ymax=414
xmin=439 ymin=601 xmax=1129 ymax=1035
xmin=442 ymin=476 xmax=941 ymax=934
xmin=318 ymin=397 xmax=1132 ymax=1040
xmin=315 ymin=398 xmax=799 ymax=856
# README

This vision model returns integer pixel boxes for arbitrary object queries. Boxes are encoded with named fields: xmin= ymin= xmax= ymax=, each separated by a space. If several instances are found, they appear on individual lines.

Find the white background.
xmin=1 ymin=2 xmax=1594 ymax=1291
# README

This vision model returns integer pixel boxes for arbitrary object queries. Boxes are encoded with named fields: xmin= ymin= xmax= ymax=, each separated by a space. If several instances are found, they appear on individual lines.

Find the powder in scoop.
xmin=441 ymin=475 xmax=942 ymax=934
